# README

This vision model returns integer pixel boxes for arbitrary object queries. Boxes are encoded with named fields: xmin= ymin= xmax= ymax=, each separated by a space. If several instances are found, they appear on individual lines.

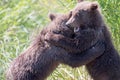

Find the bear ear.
xmin=48 ymin=13 xmax=57 ymax=21
xmin=77 ymin=0 xmax=84 ymax=3
xmin=90 ymin=2 xmax=98 ymax=11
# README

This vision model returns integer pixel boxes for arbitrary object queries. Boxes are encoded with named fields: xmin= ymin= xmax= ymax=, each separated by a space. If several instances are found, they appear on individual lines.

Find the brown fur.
xmin=6 ymin=13 xmax=72 ymax=80
xmin=53 ymin=0 xmax=120 ymax=80
xmin=6 ymin=13 xmax=105 ymax=80
xmin=68 ymin=1 xmax=120 ymax=80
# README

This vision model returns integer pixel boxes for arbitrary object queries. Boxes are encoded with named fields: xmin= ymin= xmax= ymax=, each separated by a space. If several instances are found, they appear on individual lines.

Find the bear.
xmin=6 ymin=12 xmax=105 ymax=80
xmin=45 ymin=0 xmax=120 ymax=80
xmin=6 ymin=13 xmax=72 ymax=80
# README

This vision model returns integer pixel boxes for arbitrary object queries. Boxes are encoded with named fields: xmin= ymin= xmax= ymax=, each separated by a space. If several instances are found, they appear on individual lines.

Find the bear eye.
xmin=53 ymin=30 xmax=61 ymax=34
xmin=74 ymin=27 xmax=80 ymax=33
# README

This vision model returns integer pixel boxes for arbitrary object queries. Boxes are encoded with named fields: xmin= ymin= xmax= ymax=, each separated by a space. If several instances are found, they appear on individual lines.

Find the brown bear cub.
xmin=6 ymin=13 xmax=72 ymax=80
xmin=46 ymin=0 xmax=120 ymax=80
xmin=6 ymin=13 xmax=104 ymax=80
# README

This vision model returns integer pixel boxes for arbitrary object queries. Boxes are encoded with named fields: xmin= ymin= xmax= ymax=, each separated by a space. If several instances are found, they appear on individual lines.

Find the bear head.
xmin=66 ymin=0 xmax=105 ymax=33
xmin=48 ymin=13 xmax=73 ymax=37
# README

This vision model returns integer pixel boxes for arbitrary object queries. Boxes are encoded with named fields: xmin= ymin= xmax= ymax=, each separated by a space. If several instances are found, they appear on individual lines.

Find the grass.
xmin=0 ymin=0 xmax=120 ymax=80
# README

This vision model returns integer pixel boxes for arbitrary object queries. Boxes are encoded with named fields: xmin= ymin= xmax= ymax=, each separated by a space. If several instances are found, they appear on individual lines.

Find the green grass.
xmin=0 ymin=0 xmax=120 ymax=80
